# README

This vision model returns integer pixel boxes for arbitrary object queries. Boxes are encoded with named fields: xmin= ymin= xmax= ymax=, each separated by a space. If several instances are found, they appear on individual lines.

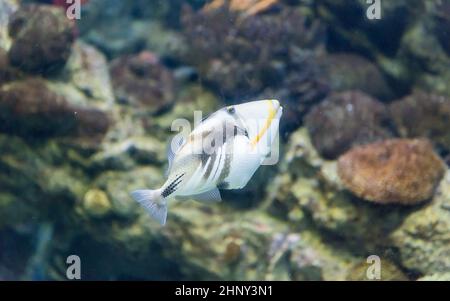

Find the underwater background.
xmin=0 ymin=0 xmax=450 ymax=280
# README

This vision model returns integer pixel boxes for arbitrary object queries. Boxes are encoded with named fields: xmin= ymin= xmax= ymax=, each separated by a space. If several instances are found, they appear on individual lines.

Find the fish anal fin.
xmin=178 ymin=187 xmax=222 ymax=203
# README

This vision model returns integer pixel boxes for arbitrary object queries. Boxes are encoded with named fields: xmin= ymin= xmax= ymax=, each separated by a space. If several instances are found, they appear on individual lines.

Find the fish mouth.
xmin=270 ymin=99 xmax=283 ymax=118
xmin=249 ymin=99 xmax=282 ymax=148
xmin=270 ymin=99 xmax=282 ymax=115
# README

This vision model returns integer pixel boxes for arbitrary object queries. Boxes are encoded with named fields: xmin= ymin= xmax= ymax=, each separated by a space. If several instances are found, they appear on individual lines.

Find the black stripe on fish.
xmin=161 ymin=173 xmax=185 ymax=198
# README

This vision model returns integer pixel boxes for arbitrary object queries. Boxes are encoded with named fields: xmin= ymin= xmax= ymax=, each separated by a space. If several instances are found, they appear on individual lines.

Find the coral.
xmin=304 ymin=91 xmax=391 ymax=159
xmin=2 ymin=0 xmax=450 ymax=281
xmin=390 ymin=171 xmax=450 ymax=275
xmin=389 ymin=91 xmax=450 ymax=154
xmin=273 ymin=128 xmax=411 ymax=249
xmin=317 ymin=54 xmax=393 ymax=100
xmin=7 ymin=4 xmax=75 ymax=75
xmin=110 ymin=51 xmax=175 ymax=114
xmin=181 ymin=0 xmax=326 ymax=99
xmin=337 ymin=139 xmax=446 ymax=205
xmin=0 ymin=79 xmax=110 ymax=140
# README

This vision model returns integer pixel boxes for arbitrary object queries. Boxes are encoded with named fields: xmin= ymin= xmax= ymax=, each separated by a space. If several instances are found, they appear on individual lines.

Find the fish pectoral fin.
xmin=183 ymin=188 xmax=222 ymax=203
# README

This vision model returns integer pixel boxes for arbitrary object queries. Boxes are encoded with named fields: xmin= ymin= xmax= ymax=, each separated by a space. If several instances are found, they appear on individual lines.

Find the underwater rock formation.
xmin=317 ymin=54 xmax=393 ymax=101
xmin=432 ymin=1 xmax=450 ymax=56
xmin=64 ymin=41 xmax=115 ymax=106
xmin=304 ymin=91 xmax=391 ymax=159
xmin=110 ymin=51 xmax=175 ymax=114
xmin=0 ymin=48 xmax=22 ymax=85
xmin=273 ymin=128 xmax=411 ymax=250
xmin=317 ymin=0 xmax=424 ymax=56
xmin=0 ymin=79 xmax=110 ymax=140
xmin=1 ymin=0 xmax=450 ymax=282
xmin=337 ymin=139 xmax=445 ymax=205
xmin=389 ymin=91 xmax=450 ymax=154
xmin=7 ymin=4 xmax=75 ymax=75
xmin=79 ymin=0 xmax=194 ymax=58
xmin=390 ymin=170 xmax=450 ymax=275
xmin=181 ymin=0 xmax=326 ymax=100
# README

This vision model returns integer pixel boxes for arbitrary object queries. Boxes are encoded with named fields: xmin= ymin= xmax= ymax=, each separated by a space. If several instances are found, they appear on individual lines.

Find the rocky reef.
xmin=338 ymin=139 xmax=445 ymax=205
xmin=0 ymin=0 xmax=450 ymax=281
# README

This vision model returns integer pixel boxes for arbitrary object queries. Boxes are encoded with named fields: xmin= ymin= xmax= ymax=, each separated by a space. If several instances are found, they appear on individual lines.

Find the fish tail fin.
xmin=130 ymin=189 xmax=167 ymax=225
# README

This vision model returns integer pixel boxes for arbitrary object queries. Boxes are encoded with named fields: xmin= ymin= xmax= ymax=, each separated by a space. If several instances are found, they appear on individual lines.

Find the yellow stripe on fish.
xmin=250 ymin=100 xmax=277 ymax=149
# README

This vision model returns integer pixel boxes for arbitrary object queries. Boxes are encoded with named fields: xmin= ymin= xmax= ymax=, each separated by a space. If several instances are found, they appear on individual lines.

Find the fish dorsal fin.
xmin=179 ymin=187 xmax=222 ymax=203
xmin=166 ymin=134 xmax=186 ymax=175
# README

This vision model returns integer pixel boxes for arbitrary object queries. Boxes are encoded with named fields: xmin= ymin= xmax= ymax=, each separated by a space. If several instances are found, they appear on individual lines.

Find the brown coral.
xmin=7 ymin=4 xmax=75 ymax=75
xmin=305 ymin=91 xmax=392 ymax=159
xmin=0 ymin=78 xmax=110 ymax=139
xmin=181 ymin=1 xmax=325 ymax=99
xmin=110 ymin=51 xmax=174 ymax=114
xmin=337 ymin=139 xmax=446 ymax=205
xmin=389 ymin=91 xmax=450 ymax=153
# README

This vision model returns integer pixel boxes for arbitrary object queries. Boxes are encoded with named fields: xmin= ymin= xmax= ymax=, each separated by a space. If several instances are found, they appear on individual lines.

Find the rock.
xmin=317 ymin=54 xmax=393 ymax=100
xmin=90 ymin=137 xmax=166 ymax=171
xmin=418 ymin=273 xmax=450 ymax=281
xmin=338 ymin=139 xmax=446 ymax=205
xmin=7 ymin=4 xmax=75 ymax=75
xmin=181 ymin=1 xmax=326 ymax=99
xmin=79 ymin=0 xmax=190 ymax=59
xmin=389 ymin=91 xmax=450 ymax=153
xmin=110 ymin=51 xmax=175 ymax=114
xmin=83 ymin=189 xmax=112 ymax=218
xmin=0 ymin=47 xmax=22 ymax=85
xmin=430 ymin=1 xmax=450 ymax=57
xmin=0 ymin=133 xmax=89 ymax=218
xmin=390 ymin=170 xmax=450 ymax=275
xmin=317 ymin=0 xmax=424 ymax=56
xmin=271 ymin=128 xmax=410 ymax=248
xmin=0 ymin=79 xmax=110 ymax=140
xmin=305 ymin=91 xmax=392 ymax=159
xmin=392 ymin=16 xmax=450 ymax=97
xmin=64 ymin=41 xmax=114 ymax=106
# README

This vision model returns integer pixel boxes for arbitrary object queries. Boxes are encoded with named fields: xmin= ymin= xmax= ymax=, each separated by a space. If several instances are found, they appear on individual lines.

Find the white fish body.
xmin=131 ymin=99 xmax=283 ymax=225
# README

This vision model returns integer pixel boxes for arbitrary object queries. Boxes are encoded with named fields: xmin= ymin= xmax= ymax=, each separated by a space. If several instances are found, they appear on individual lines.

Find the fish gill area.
xmin=0 ymin=0 xmax=449 ymax=280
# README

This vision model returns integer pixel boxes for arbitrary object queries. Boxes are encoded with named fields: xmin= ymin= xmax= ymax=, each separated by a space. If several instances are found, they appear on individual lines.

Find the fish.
xmin=131 ymin=99 xmax=283 ymax=225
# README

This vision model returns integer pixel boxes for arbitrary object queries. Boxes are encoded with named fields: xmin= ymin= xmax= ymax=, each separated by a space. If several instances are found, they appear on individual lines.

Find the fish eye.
xmin=227 ymin=106 xmax=235 ymax=114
